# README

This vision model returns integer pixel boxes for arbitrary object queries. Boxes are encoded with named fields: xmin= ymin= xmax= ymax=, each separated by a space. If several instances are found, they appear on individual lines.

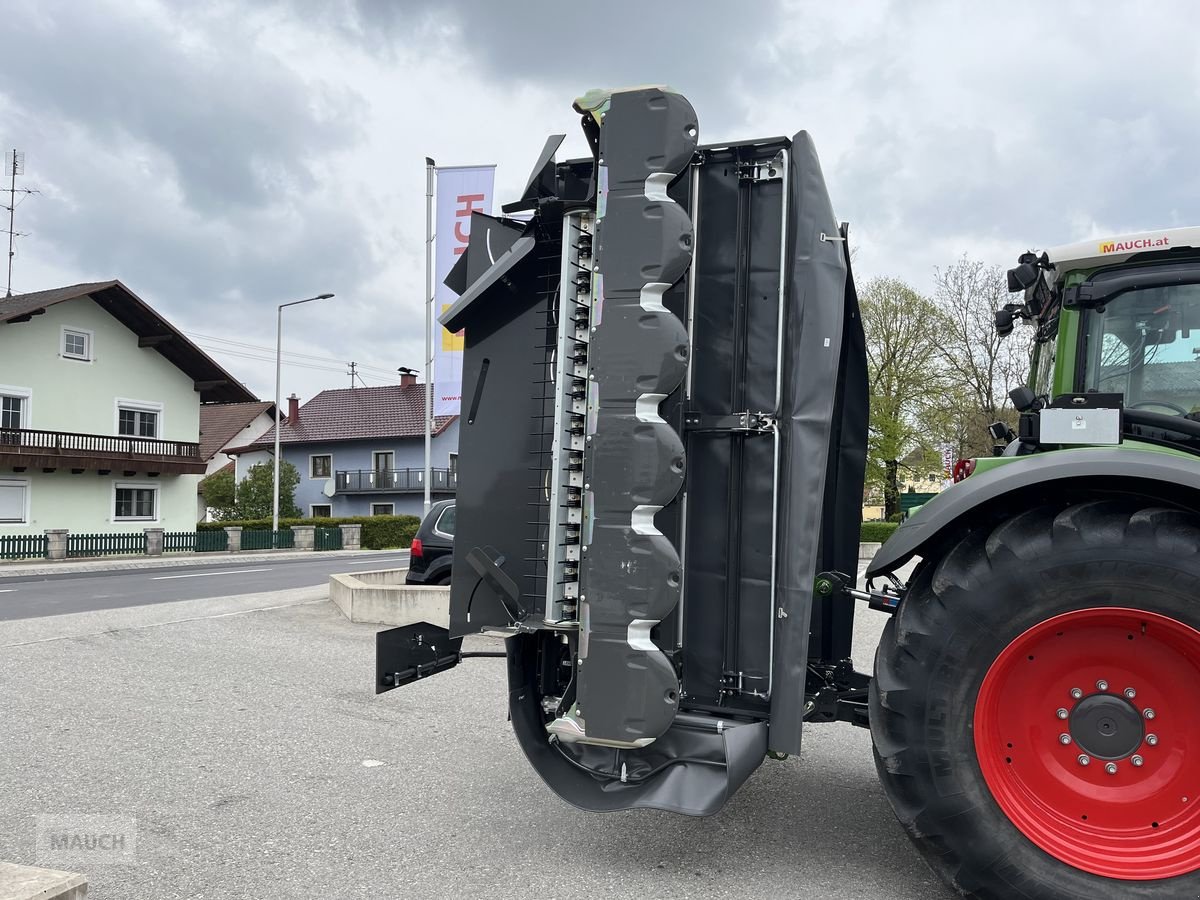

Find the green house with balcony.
xmin=0 ymin=281 xmax=256 ymax=535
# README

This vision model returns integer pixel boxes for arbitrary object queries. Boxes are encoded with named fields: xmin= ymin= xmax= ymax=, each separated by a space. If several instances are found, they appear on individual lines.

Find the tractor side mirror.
xmin=1007 ymin=262 xmax=1039 ymax=292
xmin=1009 ymin=385 xmax=1037 ymax=412
xmin=995 ymin=307 xmax=1016 ymax=337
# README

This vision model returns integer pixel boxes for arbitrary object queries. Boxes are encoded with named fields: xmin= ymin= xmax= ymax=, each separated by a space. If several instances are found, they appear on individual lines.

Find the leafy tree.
xmin=198 ymin=467 xmax=237 ymax=520
xmin=860 ymin=277 xmax=944 ymax=517
xmin=233 ymin=461 xmax=301 ymax=520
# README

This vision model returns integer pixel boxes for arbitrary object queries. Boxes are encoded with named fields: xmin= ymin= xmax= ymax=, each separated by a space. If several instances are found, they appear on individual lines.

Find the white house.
xmin=197 ymin=400 xmax=278 ymax=519
xmin=0 ymin=281 xmax=257 ymax=534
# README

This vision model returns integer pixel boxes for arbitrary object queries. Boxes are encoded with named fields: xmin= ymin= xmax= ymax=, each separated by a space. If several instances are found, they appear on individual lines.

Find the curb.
xmin=0 ymin=548 xmax=408 ymax=579
xmin=0 ymin=861 xmax=86 ymax=900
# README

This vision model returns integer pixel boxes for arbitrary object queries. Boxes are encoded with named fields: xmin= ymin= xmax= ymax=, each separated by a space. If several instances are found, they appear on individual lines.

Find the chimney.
xmin=398 ymin=366 xmax=418 ymax=388
xmin=287 ymin=393 xmax=300 ymax=425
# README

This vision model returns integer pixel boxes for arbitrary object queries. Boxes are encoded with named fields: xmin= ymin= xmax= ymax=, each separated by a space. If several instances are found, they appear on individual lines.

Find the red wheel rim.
xmin=974 ymin=607 xmax=1200 ymax=880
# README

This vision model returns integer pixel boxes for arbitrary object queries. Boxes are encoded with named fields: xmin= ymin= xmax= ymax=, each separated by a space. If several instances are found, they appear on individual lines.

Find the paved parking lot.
xmin=0 ymin=586 xmax=954 ymax=900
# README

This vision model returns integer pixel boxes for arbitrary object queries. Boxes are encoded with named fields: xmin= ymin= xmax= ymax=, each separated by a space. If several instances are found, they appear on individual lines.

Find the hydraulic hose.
xmin=1122 ymin=408 xmax=1200 ymax=440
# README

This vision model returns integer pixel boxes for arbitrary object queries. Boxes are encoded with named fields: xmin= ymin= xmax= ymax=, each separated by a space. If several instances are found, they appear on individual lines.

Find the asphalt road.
xmin=0 ymin=551 xmax=410 ymax=621
xmin=0 ymin=564 xmax=953 ymax=900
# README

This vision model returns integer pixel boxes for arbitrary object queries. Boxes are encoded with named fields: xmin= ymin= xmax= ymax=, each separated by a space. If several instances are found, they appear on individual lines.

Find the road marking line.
xmin=0 ymin=589 xmax=14 ymax=593
xmin=344 ymin=558 xmax=409 ymax=566
xmin=152 ymin=568 xmax=273 ymax=580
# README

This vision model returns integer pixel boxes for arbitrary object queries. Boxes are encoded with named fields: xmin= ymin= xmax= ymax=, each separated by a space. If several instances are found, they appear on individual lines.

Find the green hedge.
xmin=203 ymin=513 xmax=892 ymax=549
xmin=860 ymin=521 xmax=899 ymax=543
xmin=198 ymin=514 xmax=420 ymax=550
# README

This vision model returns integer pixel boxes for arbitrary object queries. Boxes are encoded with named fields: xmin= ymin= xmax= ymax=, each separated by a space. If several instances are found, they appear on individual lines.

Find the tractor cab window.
xmin=1082 ymin=282 xmax=1200 ymax=416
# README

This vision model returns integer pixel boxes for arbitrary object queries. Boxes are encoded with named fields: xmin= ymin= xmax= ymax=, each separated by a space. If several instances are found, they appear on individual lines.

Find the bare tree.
xmin=931 ymin=255 xmax=1033 ymax=455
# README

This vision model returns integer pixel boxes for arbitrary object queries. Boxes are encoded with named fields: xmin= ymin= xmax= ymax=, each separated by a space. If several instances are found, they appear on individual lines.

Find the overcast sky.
xmin=4 ymin=0 xmax=1198 ymax=401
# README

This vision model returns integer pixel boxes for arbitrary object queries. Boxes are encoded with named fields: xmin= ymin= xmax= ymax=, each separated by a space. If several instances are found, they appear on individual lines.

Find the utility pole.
xmin=424 ymin=157 xmax=436 ymax=515
xmin=2 ymin=150 xmax=37 ymax=297
xmin=348 ymin=361 xmax=358 ymax=388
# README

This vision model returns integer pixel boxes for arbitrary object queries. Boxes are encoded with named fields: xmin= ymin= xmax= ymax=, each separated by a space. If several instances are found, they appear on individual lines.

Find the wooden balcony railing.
xmin=0 ymin=427 xmax=203 ymax=473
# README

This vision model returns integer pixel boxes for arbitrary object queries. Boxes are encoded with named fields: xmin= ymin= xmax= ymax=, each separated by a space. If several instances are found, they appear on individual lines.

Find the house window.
xmin=370 ymin=503 xmax=394 ymax=516
xmin=114 ymin=484 xmax=158 ymax=521
xmin=310 ymin=504 xmax=332 ymax=518
xmin=1 ymin=395 xmax=23 ymax=430
xmin=0 ymin=478 xmax=29 ymax=524
xmin=62 ymin=327 xmax=93 ymax=361
xmin=118 ymin=406 xmax=159 ymax=438
xmin=0 ymin=385 xmax=30 ymax=433
xmin=310 ymin=455 xmax=332 ymax=478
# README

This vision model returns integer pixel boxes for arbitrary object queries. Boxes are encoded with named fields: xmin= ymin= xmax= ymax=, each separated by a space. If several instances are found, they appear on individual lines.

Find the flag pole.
xmin=424 ymin=158 xmax=435 ymax=516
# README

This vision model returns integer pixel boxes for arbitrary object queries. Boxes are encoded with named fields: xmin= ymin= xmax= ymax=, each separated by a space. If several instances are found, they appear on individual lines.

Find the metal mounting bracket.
xmin=683 ymin=410 xmax=776 ymax=435
xmin=737 ymin=151 xmax=786 ymax=183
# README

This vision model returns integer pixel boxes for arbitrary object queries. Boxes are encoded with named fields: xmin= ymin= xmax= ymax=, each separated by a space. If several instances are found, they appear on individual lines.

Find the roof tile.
xmin=247 ymin=384 xmax=454 ymax=447
xmin=199 ymin=401 xmax=276 ymax=460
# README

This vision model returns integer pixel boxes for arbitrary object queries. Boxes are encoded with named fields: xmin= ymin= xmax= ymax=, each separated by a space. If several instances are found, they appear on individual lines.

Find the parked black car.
xmin=405 ymin=499 xmax=455 ymax=585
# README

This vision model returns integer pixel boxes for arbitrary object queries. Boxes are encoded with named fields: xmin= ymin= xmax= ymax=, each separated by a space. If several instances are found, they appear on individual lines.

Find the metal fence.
xmin=315 ymin=527 xmax=343 ymax=551
xmin=241 ymin=529 xmax=295 ymax=551
xmin=0 ymin=533 xmax=47 ymax=560
xmin=163 ymin=531 xmax=229 ymax=553
xmin=67 ymin=532 xmax=147 ymax=558
xmin=334 ymin=467 xmax=456 ymax=493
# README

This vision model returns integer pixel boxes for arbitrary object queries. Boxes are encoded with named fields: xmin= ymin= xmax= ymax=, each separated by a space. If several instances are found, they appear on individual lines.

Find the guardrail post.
xmin=339 ymin=523 xmax=362 ymax=550
xmin=224 ymin=526 xmax=243 ymax=553
xmin=45 ymin=529 xmax=69 ymax=560
xmin=144 ymin=528 xmax=164 ymax=556
xmin=292 ymin=525 xmax=316 ymax=551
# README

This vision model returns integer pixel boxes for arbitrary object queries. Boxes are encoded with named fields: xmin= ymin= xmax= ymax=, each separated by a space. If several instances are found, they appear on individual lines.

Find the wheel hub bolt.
xmin=1056 ymin=708 xmax=1069 ymax=720
xmin=1146 ymin=734 xmax=1159 ymax=746
xmin=1132 ymin=755 xmax=1145 ymax=767
xmin=1145 ymin=708 xmax=1157 ymax=720
xmin=1124 ymin=687 xmax=1137 ymax=699
xmin=1096 ymin=679 xmax=1109 ymax=692
xmin=1059 ymin=733 xmax=1072 ymax=745
xmin=1070 ymin=687 xmax=1084 ymax=700
xmin=1105 ymin=762 xmax=1119 ymax=775
xmin=1078 ymin=754 xmax=1091 ymax=766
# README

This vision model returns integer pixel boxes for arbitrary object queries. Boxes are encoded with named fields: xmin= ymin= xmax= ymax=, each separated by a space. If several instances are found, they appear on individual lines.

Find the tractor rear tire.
xmin=870 ymin=500 xmax=1200 ymax=899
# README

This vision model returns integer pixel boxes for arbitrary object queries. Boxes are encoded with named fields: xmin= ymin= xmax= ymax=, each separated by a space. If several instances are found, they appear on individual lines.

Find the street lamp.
xmin=274 ymin=293 xmax=335 ymax=533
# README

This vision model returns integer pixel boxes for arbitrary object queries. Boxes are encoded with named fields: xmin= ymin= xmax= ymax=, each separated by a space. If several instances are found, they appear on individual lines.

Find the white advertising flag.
xmin=433 ymin=164 xmax=495 ymax=416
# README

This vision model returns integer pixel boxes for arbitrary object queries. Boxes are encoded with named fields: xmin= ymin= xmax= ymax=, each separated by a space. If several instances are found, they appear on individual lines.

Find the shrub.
xmin=198 ymin=514 xmax=420 ymax=549
xmin=861 ymin=521 xmax=899 ymax=543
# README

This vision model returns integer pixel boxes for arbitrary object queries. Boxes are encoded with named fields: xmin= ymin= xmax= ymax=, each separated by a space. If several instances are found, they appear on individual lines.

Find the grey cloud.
xmin=308 ymin=0 xmax=787 ymax=133
xmin=0 ymin=0 xmax=373 ymax=359
xmin=1 ymin=2 xmax=363 ymax=215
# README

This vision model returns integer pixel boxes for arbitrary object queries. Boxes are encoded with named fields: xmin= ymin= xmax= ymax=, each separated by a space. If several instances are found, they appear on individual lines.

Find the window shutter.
xmin=0 ymin=482 xmax=26 ymax=522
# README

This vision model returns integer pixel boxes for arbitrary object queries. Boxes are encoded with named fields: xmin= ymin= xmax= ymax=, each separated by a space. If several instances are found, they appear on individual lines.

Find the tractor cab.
xmin=1002 ymin=226 xmax=1200 ymax=450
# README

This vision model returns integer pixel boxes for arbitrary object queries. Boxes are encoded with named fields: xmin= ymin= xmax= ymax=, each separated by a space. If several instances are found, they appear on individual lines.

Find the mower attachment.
xmin=391 ymin=85 xmax=868 ymax=816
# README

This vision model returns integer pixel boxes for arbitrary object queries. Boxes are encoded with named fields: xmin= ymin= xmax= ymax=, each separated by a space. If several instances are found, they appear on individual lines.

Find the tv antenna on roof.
xmin=3 ymin=149 xmax=39 ymax=297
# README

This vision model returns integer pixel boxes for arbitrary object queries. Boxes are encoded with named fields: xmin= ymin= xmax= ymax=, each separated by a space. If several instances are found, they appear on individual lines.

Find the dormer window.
xmin=62 ymin=327 xmax=92 ymax=361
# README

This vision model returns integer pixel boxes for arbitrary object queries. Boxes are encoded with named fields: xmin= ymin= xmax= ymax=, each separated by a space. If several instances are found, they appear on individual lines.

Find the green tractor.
xmin=867 ymin=227 xmax=1200 ymax=896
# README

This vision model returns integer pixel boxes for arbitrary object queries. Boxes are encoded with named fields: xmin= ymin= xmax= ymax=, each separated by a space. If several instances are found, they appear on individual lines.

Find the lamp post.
xmin=274 ymin=293 xmax=335 ymax=533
